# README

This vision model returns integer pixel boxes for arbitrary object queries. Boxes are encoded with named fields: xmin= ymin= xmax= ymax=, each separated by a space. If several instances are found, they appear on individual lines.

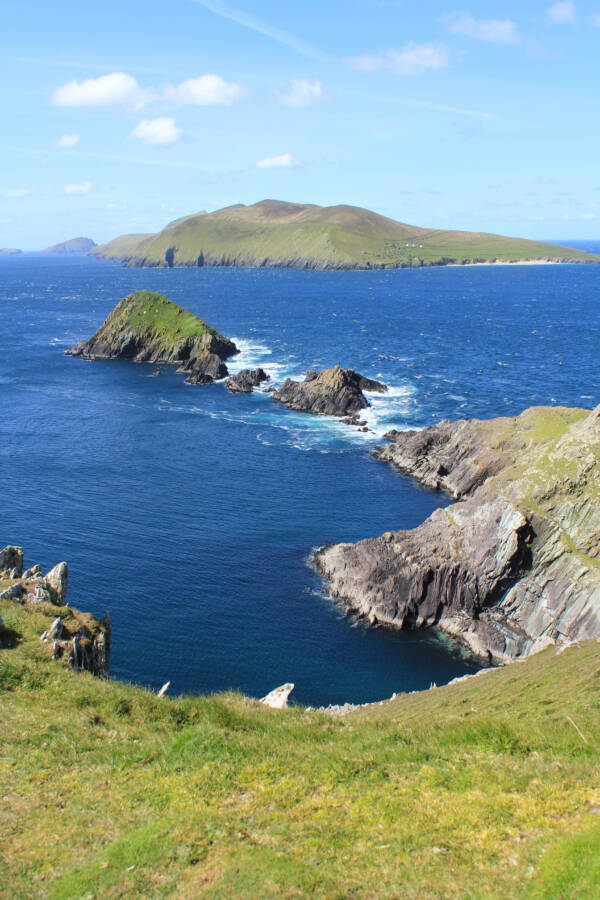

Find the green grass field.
xmin=2 ymin=586 xmax=600 ymax=899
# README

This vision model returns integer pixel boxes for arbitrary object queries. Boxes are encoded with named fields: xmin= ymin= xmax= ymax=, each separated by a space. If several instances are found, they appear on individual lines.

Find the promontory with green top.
xmin=91 ymin=199 xmax=599 ymax=270
xmin=66 ymin=290 xmax=238 ymax=384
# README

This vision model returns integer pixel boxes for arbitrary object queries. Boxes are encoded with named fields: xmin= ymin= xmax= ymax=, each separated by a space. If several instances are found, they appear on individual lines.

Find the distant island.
xmin=0 ymin=248 xmax=22 ymax=255
xmin=91 ymin=199 xmax=599 ymax=270
xmin=66 ymin=290 xmax=238 ymax=385
xmin=43 ymin=236 xmax=96 ymax=254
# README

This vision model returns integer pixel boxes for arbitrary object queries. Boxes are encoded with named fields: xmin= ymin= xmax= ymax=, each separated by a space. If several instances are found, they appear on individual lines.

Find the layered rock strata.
xmin=315 ymin=404 xmax=600 ymax=663
xmin=273 ymin=365 xmax=386 ymax=417
xmin=66 ymin=290 xmax=238 ymax=385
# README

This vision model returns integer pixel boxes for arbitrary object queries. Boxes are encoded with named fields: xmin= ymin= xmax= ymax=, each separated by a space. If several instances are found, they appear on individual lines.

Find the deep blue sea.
xmin=2 ymin=250 xmax=600 ymax=705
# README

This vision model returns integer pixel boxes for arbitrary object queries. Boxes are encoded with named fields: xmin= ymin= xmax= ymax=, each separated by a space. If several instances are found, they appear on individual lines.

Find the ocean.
xmin=2 ymin=252 xmax=600 ymax=705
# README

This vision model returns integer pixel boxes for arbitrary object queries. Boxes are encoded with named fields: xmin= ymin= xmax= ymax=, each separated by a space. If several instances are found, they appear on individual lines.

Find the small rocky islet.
xmin=66 ymin=290 xmax=239 ymax=385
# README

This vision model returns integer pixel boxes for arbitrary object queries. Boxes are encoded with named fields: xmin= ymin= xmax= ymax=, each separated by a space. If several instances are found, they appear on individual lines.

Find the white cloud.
xmin=275 ymin=78 xmax=324 ymax=107
xmin=64 ymin=181 xmax=92 ymax=195
xmin=5 ymin=188 xmax=31 ymax=198
xmin=54 ymin=133 xmax=80 ymax=148
xmin=164 ymin=74 xmax=245 ymax=106
xmin=547 ymin=2 xmax=576 ymax=24
xmin=448 ymin=14 xmax=521 ymax=44
xmin=130 ymin=117 xmax=182 ymax=145
xmin=256 ymin=152 xmax=295 ymax=169
xmin=349 ymin=42 xmax=450 ymax=75
xmin=52 ymin=72 xmax=150 ymax=109
xmin=105 ymin=202 xmax=127 ymax=210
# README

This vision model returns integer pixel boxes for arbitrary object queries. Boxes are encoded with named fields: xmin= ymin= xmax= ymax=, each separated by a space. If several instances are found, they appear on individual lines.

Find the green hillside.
xmin=92 ymin=199 xmax=599 ymax=269
xmin=3 ymin=585 xmax=600 ymax=898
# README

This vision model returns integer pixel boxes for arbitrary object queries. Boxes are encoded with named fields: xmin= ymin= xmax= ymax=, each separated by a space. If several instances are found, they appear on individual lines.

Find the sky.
xmin=1 ymin=0 xmax=600 ymax=248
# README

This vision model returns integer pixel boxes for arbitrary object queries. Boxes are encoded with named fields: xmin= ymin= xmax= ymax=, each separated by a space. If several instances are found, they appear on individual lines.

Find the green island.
xmin=91 ymin=199 xmax=600 ymax=270
xmin=65 ymin=290 xmax=238 ymax=385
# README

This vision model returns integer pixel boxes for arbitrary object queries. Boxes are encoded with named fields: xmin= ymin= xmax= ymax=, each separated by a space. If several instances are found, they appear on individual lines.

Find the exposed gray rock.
xmin=0 ymin=546 xmax=23 ymax=577
xmin=260 ymin=683 xmax=295 ymax=708
xmin=0 ymin=583 xmax=24 ymax=601
xmin=273 ymin=365 xmax=387 ymax=417
xmin=315 ymin=404 xmax=600 ymax=663
xmin=45 ymin=562 xmax=68 ymax=604
xmin=226 ymin=368 xmax=269 ymax=393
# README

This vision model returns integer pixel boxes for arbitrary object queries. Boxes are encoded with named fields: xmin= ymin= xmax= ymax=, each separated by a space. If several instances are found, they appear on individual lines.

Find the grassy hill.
xmin=92 ymin=199 xmax=599 ymax=270
xmin=3 ymin=584 xmax=600 ymax=898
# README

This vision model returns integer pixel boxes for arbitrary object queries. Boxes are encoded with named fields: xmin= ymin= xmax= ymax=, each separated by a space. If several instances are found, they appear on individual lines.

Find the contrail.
xmin=193 ymin=0 xmax=330 ymax=61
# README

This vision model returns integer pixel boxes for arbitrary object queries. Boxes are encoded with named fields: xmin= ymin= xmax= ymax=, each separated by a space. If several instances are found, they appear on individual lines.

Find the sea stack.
xmin=273 ymin=365 xmax=387 ymax=416
xmin=66 ymin=290 xmax=238 ymax=385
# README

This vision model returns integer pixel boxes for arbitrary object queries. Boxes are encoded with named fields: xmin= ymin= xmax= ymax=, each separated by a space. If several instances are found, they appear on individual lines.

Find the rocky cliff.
xmin=0 ymin=546 xmax=110 ymax=677
xmin=66 ymin=290 xmax=238 ymax=385
xmin=273 ymin=365 xmax=386 ymax=416
xmin=315 ymin=404 xmax=600 ymax=663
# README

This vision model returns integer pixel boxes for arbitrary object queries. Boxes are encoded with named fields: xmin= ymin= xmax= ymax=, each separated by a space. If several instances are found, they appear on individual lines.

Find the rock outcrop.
xmin=273 ymin=365 xmax=386 ymax=417
xmin=226 ymin=368 xmax=269 ymax=393
xmin=66 ymin=290 xmax=238 ymax=385
xmin=0 ymin=545 xmax=24 ymax=577
xmin=315 ymin=404 xmax=600 ymax=663
xmin=0 ymin=546 xmax=110 ymax=677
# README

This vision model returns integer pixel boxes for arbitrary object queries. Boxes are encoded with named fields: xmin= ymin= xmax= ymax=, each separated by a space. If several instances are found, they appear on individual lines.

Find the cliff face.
xmin=315 ymin=405 xmax=600 ymax=663
xmin=273 ymin=365 xmax=387 ymax=416
xmin=66 ymin=290 xmax=237 ymax=385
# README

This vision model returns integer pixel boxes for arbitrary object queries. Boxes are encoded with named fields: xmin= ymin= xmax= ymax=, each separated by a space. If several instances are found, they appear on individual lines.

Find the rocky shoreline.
xmin=314 ymin=404 xmax=600 ymax=664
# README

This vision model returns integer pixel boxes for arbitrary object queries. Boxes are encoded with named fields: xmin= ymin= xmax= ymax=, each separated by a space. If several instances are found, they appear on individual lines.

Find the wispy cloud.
xmin=4 ymin=188 xmax=31 ymax=198
xmin=547 ymin=2 xmax=576 ymax=24
xmin=447 ymin=14 xmax=521 ymax=44
xmin=130 ymin=118 xmax=182 ymax=145
xmin=193 ymin=0 xmax=329 ymax=61
xmin=275 ymin=78 xmax=324 ymax=107
xmin=590 ymin=13 xmax=600 ymax=25
xmin=349 ymin=42 xmax=450 ymax=75
xmin=54 ymin=133 xmax=80 ymax=148
xmin=64 ymin=181 xmax=92 ymax=195
xmin=256 ymin=152 xmax=296 ymax=169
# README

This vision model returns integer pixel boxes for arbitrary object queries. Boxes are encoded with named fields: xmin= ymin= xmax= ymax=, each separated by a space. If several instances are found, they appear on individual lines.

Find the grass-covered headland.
xmin=2 ymin=583 xmax=600 ymax=898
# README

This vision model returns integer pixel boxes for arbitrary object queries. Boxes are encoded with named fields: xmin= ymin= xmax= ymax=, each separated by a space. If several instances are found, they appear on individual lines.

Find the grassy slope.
xmin=93 ymin=200 xmax=599 ymax=268
xmin=96 ymin=290 xmax=230 ymax=350
xmin=2 ymin=587 xmax=600 ymax=899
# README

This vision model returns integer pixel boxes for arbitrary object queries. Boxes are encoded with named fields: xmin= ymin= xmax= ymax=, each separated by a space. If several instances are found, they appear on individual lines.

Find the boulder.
xmin=226 ymin=368 xmax=269 ymax=393
xmin=0 ymin=546 xmax=23 ymax=577
xmin=260 ymin=683 xmax=295 ymax=709
xmin=45 ymin=562 xmax=68 ymax=604
xmin=273 ymin=365 xmax=387 ymax=417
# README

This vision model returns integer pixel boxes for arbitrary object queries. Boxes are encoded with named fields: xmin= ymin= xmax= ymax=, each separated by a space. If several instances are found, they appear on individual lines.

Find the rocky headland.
xmin=66 ymin=290 xmax=238 ymax=385
xmin=226 ymin=367 xmax=269 ymax=393
xmin=0 ymin=545 xmax=110 ymax=677
xmin=0 ymin=248 xmax=22 ymax=255
xmin=315 ymin=404 xmax=600 ymax=663
xmin=273 ymin=365 xmax=386 ymax=417
xmin=43 ymin=237 xmax=96 ymax=254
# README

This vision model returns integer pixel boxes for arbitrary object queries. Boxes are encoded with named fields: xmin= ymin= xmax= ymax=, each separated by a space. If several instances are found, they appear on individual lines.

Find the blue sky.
xmin=2 ymin=0 xmax=599 ymax=248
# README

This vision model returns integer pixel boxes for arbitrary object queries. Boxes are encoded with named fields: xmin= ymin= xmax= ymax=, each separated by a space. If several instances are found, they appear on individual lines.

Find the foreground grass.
xmin=2 ymin=595 xmax=600 ymax=898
